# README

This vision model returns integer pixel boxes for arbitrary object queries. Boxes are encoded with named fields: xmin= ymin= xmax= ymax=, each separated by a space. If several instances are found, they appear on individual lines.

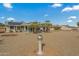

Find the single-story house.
xmin=60 ymin=25 xmax=78 ymax=31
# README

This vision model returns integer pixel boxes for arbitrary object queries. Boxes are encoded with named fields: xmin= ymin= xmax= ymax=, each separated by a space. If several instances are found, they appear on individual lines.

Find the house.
xmin=5 ymin=21 xmax=52 ymax=33
xmin=5 ymin=21 xmax=31 ymax=32
xmin=60 ymin=25 xmax=78 ymax=31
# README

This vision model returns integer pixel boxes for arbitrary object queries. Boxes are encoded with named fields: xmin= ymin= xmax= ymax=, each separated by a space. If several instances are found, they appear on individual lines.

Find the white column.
xmin=15 ymin=26 xmax=17 ymax=32
xmin=37 ymin=40 xmax=43 ymax=55
xmin=15 ymin=26 xmax=18 ymax=32
xmin=14 ymin=26 xmax=16 ymax=32
xmin=24 ymin=26 xmax=26 ymax=32
xmin=37 ymin=34 xmax=43 ymax=56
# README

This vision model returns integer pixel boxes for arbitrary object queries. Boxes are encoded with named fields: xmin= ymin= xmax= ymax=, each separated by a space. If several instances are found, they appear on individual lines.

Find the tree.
xmin=30 ymin=22 xmax=40 ymax=33
xmin=29 ymin=20 xmax=52 ymax=33
xmin=41 ymin=20 xmax=52 ymax=32
xmin=0 ymin=23 xmax=5 ymax=28
xmin=53 ymin=25 xmax=61 ymax=30
xmin=0 ymin=23 xmax=5 ymax=33
xmin=77 ymin=22 xmax=79 ymax=27
xmin=45 ymin=20 xmax=52 ymax=27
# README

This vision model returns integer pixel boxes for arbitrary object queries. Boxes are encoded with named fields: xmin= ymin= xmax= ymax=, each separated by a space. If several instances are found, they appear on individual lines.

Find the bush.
xmin=53 ymin=26 xmax=61 ymax=30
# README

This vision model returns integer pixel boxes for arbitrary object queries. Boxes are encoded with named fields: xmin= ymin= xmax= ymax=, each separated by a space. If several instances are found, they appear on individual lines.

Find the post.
xmin=37 ymin=33 xmax=43 ymax=56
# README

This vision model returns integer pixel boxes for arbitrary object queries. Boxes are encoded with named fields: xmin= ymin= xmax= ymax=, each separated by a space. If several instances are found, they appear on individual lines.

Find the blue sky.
xmin=0 ymin=3 xmax=79 ymax=26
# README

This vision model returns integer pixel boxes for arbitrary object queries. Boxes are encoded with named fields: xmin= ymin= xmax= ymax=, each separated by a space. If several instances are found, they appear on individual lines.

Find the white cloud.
xmin=3 ymin=3 xmax=13 ymax=8
xmin=73 ymin=5 xmax=79 ymax=10
xmin=0 ymin=16 xmax=5 ymax=19
xmin=7 ymin=17 xmax=15 ymax=21
xmin=68 ymin=16 xmax=77 ymax=19
xmin=52 ymin=3 xmax=62 ymax=8
xmin=44 ymin=14 xmax=48 ymax=17
xmin=62 ymin=5 xmax=79 ymax=12
xmin=67 ymin=16 xmax=77 ymax=23
xmin=67 ymin=20 xmax=72 ymax=23
xmin=62 ymin=7 xmax=72 ymax=12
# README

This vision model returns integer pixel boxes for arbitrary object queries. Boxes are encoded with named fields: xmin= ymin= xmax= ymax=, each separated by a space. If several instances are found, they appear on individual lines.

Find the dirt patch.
xmin=0 ymin=31 xmax=79 ymax=55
